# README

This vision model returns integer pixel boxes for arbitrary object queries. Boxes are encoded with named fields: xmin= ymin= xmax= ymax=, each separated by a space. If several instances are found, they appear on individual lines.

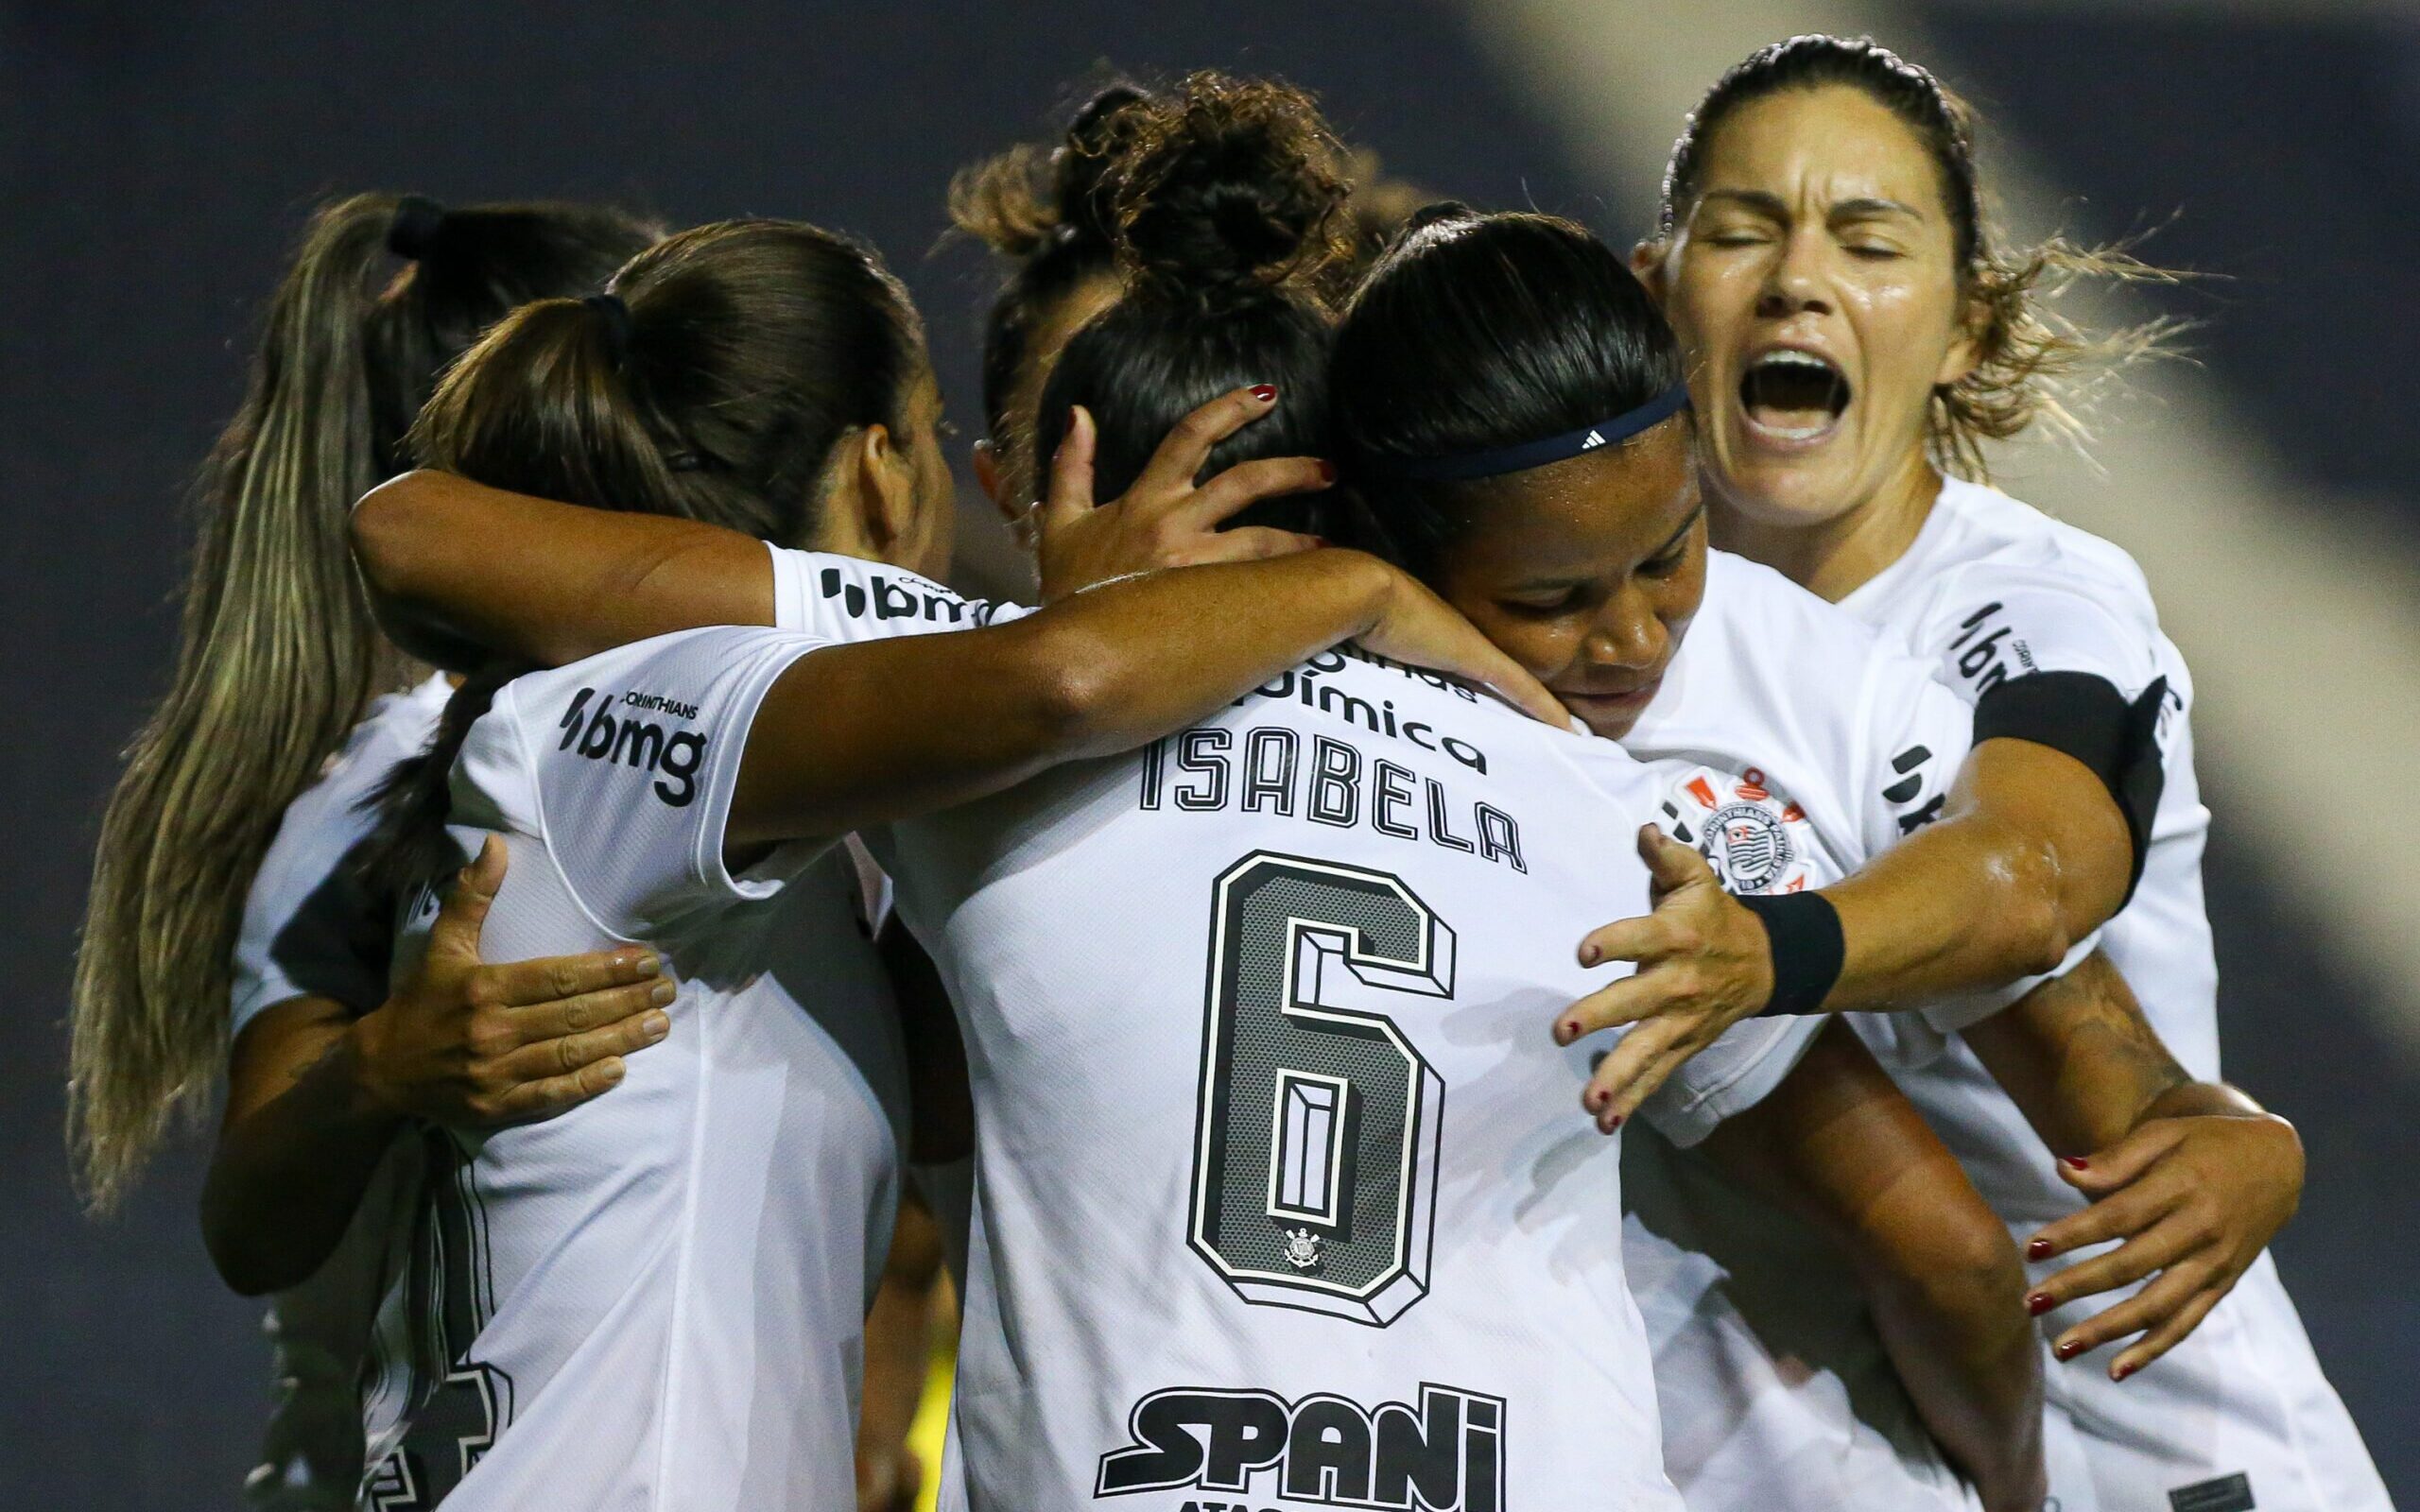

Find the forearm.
xmin=1024 ymin=551 xmax=1394 ymax=757
xmin=1821 ymin=738 xmax=2132 ymax=1013
xmin=201 ymin=1005 xmax=404 ymax=1296
xmin=733 ymin=553 xmax=1394 ymax=846
xmin=1700 ymin=1024 xmax=2043 ymax=1509
xmin=353 ymin=470 xmax=773 ymax=668
xmin=1962 ymin=951 xmax=2190 ymax=1155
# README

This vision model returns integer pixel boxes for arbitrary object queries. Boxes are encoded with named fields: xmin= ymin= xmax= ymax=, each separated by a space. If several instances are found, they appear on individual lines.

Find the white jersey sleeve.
xmin=767 ymin=543 xmax=1027 ymax=642
xmin=464 ymin=626 xmax=838 ymax=941
xmin=1918 ymin=557 xmax=2165 ymax=707
xmin=230 ymin=676 xmax=451 ymax=1038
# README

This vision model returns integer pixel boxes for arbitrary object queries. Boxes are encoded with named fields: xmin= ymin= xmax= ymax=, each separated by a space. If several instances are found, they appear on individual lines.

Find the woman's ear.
xmin=1935 ymin=294 xmax=1986 ymax=388
xmin=815 ymin=424 xmax=902 ymax=561
xmin=856 ymin=421 xmax=920 ymax=554
xmin=1630 ymin=239 xmax=1670 ymax=302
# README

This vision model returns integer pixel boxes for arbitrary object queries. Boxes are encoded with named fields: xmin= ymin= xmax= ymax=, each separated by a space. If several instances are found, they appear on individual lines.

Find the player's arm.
xmin=199 ymin=841 xmax=667 ymax=1296
xmin=1568 ymin=653 xmax=2144 ymax=1125
xmin=724 ymin=545 xmax=1559 ymax=850
xmin=856 ymin=1194 xmax=948 ymax=1512
xmin=351 ymin=387 xmax=1334 ymax=671
xmin=1809 ymin=731 xmax=2132 ymax=1007
xmin=1698 ymin=1021 xmax=2047 ymax=1512
xmin=1960 ymin=952 xmax=2304 ymax=1380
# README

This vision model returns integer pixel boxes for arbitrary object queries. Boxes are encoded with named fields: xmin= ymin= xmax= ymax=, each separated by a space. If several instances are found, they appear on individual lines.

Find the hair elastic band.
xmin=387 ymin=196 xmax=446 ymax=261
xmin=1359 ymin=380 xmax=1692 ymax=484
xmin=583 ymin=292 xmax=634 ymax=367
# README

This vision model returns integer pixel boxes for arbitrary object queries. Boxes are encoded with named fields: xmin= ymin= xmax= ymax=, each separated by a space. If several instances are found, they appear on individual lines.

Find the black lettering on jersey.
xmin=1373 ymin=761 xmax=1418 ymax=840
xmin=1428 ymin=781 xmax=1475 ymax=853
xmin=1318 ymin=681 xmax=1383 ymax=734
xmin=1241 ymin=728 xmax=1299 ymax=816
xmin=1881 ymin=743 xmax=1932 ymax=803
xmin=1139 ymin=737 xmax=1167 ymax=811
xmin=1948 ymin=602 xmax=2041 ymax=696
xmin=1145 ymin=726 xmax=1522 ymax=869
xmin=1231 ymin=669 xmax=1489 ymax=774
xmin=1097 ymin=1383 xmax=1503 ymax=1511
xmin=1177 ymin=729 xmax=1233 ymax=812
xmin=1309 ymin=736 xmax=1360 ymax=828
xmin=1476 ymin=804 xmax=1526 ymax=874
xmin=1896 ymin=794 xmax=1947 ymax=834
xmin=555 ymin=686 xmax=706 ymax=807
xmin=817 ymin=565 xmax=989 ymax=627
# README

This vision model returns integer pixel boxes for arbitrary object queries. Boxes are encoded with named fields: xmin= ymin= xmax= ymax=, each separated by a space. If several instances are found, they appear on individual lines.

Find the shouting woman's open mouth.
xmin=1737 ymin=347 xmax=1851 ymax=447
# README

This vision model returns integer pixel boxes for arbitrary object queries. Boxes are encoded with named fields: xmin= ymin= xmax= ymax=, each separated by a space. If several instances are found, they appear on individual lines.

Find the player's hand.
xmin=1357 ymin=561 xmax=1569 ymax=727
xmin=1558 ymin=826 xmax=1775 ymax=1131
xmin=352 ymin=836 xmax=674 ymax=1126
xmin=2022 ymin=1109 xmax=2303 ymax=1381
xmin=1034 ymin=387 xmax=1328 ymax=601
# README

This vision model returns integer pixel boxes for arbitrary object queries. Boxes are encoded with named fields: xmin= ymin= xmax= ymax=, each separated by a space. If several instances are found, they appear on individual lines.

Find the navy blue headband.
xmin=1358 ymin=381 xmax=1692 ymax=484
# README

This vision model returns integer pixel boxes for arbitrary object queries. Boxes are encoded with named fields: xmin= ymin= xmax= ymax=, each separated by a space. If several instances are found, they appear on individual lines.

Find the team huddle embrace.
xmin=69 ymin=33 xmax=2394 ymax=1512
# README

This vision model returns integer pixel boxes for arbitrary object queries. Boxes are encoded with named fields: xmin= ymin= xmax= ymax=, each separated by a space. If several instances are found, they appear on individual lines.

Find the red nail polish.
xmin=2113 ymin=1361 xmax=2136 ymax=1382
xmin=1249 ymin=384 xmax=1278 ymax=403
xmin=2054 ymin=1339 xmax=2083 ymax=1361
xmin=1606 ymin=1113 xmax=1624 ymax=1130
xmin=1316 ymin=460 xmax=1338 ymax=484
xmin=1580 ymin=944 xmax=1600 ymax=966
xmin=2061 ymin=1156 xmax=2089 ymax=1171
xmin=2027 ymin=1238 xmax=2053 ymax=1261
xmin=2027 ymin=1292 xmax=2054 ymax=1316
xmin=1559 ymin=1020 xmax=1580 ymax=1041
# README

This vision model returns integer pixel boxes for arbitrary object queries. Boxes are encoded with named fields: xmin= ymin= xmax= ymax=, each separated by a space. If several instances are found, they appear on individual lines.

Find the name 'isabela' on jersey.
xmin=1138 ymin=727 xmax=1526 ymax=872
xmin=554 ymin=685 xmax=707 ymax=807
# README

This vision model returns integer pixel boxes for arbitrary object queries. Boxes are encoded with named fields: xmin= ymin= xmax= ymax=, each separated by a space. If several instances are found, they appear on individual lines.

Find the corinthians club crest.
xmin=1661 ymin=766 xmax=1814 ymax=896
xmin=1282 ymin=1227 xmax=1325 ymax=1271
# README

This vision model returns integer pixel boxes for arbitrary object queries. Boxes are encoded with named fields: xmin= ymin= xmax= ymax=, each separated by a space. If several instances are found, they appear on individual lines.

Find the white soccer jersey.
xmin=1839 ymin=478 xmax=2391 ymax=1512
xmin=760 ymin=546 xmax=1897 ymax=1511
xmin=229 ymin=674 xmax=449 ymax=1512
xmin=1603 ymin=550 xmax=2038 ymax=1510
xmin=361 ymin=627 xmax=912 ymax=1512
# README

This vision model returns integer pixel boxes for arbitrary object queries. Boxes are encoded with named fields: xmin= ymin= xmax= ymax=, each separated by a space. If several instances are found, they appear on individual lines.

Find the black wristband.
xmin=1972 ymin=671 xmax=2169 ymax=902
xmin=1737 ymin=891 xmax=1845 ymax=1017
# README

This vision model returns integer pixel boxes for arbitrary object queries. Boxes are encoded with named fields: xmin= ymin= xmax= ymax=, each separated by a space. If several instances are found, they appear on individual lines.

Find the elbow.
xmin=349 ymin=472 xmax=435 ymax=603
xmin=1985 ymin=827 xmax=2075 ymax=979
xmin=1019 ymin=630 xmax=1123 ymax=757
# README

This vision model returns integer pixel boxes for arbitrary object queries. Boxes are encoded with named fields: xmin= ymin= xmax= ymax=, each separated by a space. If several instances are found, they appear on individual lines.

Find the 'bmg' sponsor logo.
xmin=1096 ymin=1383 xmax=1501 ymax=1510
xmin=556 ymin=686 xmax=707 ymax=807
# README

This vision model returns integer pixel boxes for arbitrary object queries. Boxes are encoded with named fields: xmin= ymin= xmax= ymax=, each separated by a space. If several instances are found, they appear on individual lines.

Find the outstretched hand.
xmin=1035 ymin=387 xmax=1329 ymax=601
xmin=2023 ymin=1108 xmax=2303 ymax=1380
xmin=1557 ymin=826 xmax=1777 ymax=1131
xmin=353 ymin=836 xmax=675 ymax=1126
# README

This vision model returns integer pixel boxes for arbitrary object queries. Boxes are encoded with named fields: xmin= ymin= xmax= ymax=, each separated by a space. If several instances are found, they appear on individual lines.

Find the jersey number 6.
xmin=1187 ymin=852 xmax=1454 ymax=1327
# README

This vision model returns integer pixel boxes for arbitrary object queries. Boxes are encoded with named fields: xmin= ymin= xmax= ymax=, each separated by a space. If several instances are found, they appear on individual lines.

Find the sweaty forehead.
xmin=1451 ymin=421 xmax=1698 ymax=577
xmin=1697 ymin=85 xmax=1945 ymax=220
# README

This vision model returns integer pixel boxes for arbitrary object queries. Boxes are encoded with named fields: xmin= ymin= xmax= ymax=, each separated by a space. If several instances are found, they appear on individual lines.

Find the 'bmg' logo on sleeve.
xmin=556 ymin=686 xmax=707 ymax=807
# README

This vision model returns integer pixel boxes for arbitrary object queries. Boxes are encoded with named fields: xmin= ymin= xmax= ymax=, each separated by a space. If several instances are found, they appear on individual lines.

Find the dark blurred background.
xmin=7 ymin=1 xmax=2414 ymax=1504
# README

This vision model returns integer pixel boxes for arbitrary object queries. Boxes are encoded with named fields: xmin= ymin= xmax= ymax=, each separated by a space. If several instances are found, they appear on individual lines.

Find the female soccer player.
xmin=343 ymin=214 xmax=1551 ymax=1512
xmin=68 ymin=192 xmax=672 ymax=1510
xmin=1629 ymin=34 xmax=2389 ymax=1509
